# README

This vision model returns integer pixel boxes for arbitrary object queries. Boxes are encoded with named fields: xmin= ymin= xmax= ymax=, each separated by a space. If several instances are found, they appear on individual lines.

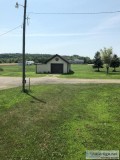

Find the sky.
xmin=0 ymin=0 xmax=120 ymax=58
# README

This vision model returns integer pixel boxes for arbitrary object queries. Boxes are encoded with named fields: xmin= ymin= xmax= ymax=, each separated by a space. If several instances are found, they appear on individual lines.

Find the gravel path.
xmin=0 ymin=76 xmax=120 ymax=90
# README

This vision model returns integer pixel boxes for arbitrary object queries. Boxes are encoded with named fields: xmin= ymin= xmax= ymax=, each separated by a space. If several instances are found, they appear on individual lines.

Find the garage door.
xmin=51 ymin=63 xmax=63 ymax=73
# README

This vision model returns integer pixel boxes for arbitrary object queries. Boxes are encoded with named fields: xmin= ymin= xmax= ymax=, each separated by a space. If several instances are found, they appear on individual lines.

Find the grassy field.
xmin=61 ymin=64 xmax=120 ymax=79
xmin=0 ymin=84 xmax=120 ymax=160
xmin=0 ymin=64 xmax=120 ymax=79
xmin=0 ymin=64 xmax=43 ymax=77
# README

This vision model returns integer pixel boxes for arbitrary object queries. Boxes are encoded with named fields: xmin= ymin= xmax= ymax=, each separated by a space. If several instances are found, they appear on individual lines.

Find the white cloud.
xmin=3 ymin=32 xmax=105 ymax=38
xmin=92 ymin=14 xmax=120 ymax=32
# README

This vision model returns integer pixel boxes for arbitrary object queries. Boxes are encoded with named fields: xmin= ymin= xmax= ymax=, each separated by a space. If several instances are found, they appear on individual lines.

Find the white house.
xmin=26 ymin=61 xmax=34 ymax=65
xmin=36 ymin=54 xmax=71 ymax=74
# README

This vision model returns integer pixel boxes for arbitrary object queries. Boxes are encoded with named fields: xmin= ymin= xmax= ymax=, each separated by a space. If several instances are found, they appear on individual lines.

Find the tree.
xmin=100 ymin=47 xmax=113 ymax=74
xmin=84 ymin=57 xmax=91 ymax=64
xmin=110 ymin=54 xmax=120 ymax=72
xmin=93 ymin=51 xmax=103 ymax=72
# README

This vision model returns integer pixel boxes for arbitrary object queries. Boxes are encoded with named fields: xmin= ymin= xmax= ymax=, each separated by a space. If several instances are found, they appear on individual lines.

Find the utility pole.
xmin=22 ymin=0 xmax=27 ymax=92
xmin=15 ymin=0 xmax=27 ymax=92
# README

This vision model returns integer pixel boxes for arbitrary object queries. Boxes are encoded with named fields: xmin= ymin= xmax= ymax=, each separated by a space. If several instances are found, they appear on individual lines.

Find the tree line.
xmin=93 ymin=47 xmax=120 ymax=73
xmin=0 ymin=53 xmax=93 ymax=64
xmin=0 ymin=53 xmax=51 ymax=63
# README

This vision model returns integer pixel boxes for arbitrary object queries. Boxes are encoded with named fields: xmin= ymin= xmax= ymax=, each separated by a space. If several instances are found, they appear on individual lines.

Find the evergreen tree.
xmin=110 ymin=54 xmax=120 ymax=72
xmin=93 ymin=51 xmax=103 ymax=72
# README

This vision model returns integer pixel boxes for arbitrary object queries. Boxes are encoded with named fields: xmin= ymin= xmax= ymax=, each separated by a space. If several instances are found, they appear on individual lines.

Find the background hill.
xmin=0 ymin=53 xmax=93 ymax=64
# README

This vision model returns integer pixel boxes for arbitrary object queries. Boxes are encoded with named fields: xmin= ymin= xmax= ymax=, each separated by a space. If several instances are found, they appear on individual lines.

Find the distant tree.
xmin=93 ymin=51 xmax=103 ymax=72
xmin=84 ymin=57 xmax=91 ymax=64
xmin=0 ymin=53 xmax=93 ymax=64
xmin=110 ymin=54 xmax=120 ymax=72
xmin=100 ymin=47 xmax=113 ymax=74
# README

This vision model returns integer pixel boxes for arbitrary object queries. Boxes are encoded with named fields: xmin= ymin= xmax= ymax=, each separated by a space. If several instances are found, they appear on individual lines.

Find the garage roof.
xmin=45 ymin=54 xmax=70 ymax=64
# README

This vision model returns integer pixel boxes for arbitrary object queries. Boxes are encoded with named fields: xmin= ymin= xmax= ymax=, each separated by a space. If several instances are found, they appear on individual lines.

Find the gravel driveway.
xmin=0 ymin=76 xmax=120 ymax=90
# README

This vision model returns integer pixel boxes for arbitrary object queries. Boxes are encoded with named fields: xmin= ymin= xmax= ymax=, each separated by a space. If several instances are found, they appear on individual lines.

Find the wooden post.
xmin=29 ymin=78 xmax=30 ymax=91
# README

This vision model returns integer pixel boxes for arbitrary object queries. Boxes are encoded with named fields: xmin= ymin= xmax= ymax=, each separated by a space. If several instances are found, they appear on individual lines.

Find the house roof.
xmin=45 ymin=54 xmax=70 ymax=64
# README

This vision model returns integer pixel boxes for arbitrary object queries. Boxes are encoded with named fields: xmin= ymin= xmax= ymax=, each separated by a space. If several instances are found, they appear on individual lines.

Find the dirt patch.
xmin=0 ymin=76 xmax=120 ymax=90
xmin=0 ymin=63 xmax=17 ymax=66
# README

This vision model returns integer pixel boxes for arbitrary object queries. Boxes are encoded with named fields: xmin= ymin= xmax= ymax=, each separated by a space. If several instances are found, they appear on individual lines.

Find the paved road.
xmin=0 ymin=76 xmax=120 ymax=90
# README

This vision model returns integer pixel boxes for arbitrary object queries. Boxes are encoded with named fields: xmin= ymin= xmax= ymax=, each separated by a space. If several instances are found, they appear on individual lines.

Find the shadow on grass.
xmin=108 ymin=71 xmax=120 ymax=75
xmin=25 ymin=90 xmax=46 ymax=104
xmin=93 ymin=70 xmax=120 ymax=75
xmin=94 ymin=70 xmax=105 ymax=73
xmin=62 ymin=70 xmax=75 ymax=75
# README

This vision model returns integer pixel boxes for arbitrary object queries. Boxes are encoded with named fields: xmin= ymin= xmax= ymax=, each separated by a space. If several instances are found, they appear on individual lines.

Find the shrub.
xmin=0 ymin=68 xmax=3 ymax=71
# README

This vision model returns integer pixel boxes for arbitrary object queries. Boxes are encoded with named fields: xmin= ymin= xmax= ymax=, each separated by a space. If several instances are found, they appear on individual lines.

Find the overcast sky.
xmin=0 ymin=0 xmax=120 ymax=58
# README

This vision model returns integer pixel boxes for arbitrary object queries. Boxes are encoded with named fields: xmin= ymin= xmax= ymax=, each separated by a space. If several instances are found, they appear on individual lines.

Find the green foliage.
xmin=110 ymin=54 xmax=120 ymax=72
xmin=0 ymin=68 xmax=3 ymax=71
xmin=100 ymin=47 xmax=113 ymax=74
xmin=0 ymin=53 xmax=93 ymax=64
xmin=84 ymin=57 xmax=92 ymax=64
xmin=0 ymin=84 xmax=120 ymax=159
xmin=93 ymin=51 xmax=103 ymax=71
xmin=100 ymin=47 xmax=113 ymax=65
xmin=0 ymin=53 xmax=52 ymax=63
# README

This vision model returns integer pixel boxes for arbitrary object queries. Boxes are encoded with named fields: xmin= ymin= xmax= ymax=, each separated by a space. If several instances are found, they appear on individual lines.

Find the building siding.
xmin=36 ymin=55 xmax=70 ymax=74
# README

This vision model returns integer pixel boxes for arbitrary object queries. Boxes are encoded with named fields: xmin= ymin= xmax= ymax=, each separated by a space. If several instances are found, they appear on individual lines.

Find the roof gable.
xmin=45 ymin=54 xmax=70 ymax=64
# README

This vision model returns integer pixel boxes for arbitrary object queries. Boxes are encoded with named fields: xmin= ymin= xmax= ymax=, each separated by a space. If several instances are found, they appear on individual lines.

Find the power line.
xmin=0 ymin=25 xmax=22 ymax=37
xmin=0 ymin=10 xmax=119 ymax=38
xmin=28 ymin=10 xmax=120 ymax=15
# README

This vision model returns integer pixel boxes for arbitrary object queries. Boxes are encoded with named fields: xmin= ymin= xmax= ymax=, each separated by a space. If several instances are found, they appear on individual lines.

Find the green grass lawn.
xmin=0 ymin=64 xmax=43 ymax=77
xmin=61 ymin=64 xmax=120 ymax=79
xmin=0 ymin=84 xmax=120 ymax=160
xmin=0 ymin=64 xmax=120 ymax=79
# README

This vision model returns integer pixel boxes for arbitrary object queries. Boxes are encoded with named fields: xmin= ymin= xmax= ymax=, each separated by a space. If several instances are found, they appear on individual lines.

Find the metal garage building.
xmin=36 ymin=54 xmax=71 ymax=74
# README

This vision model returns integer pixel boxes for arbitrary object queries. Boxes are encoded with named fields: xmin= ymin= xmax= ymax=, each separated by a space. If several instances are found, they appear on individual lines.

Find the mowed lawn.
xmin=61 ymin=64 xmax=120 ymax=79
xmin=0 ymin=84 xmax=120 ymax=160
xmin=0 ymin=64 xmax=120 ymax=79
xmin=0 ymin=64 xmax=43 ymax=77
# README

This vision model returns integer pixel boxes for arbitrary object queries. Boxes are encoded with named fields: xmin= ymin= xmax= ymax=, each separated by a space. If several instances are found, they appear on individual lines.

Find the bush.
xmin=0 ymin=68 xmax=4 ymax=71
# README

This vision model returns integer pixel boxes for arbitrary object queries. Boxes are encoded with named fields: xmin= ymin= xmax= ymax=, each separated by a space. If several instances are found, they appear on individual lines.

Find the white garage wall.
xmin=37 ymin=64 xmax=50 ymax=73
xmin=37 ymin=56 xmax=70 ymax=73
xmin=68 ymin=64 xmax=71 ymax=71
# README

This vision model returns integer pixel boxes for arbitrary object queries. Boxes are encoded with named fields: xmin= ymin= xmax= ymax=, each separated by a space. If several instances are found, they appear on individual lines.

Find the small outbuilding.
xmin=36 ymin=54 xmax=71 ymax=74
xmin=26 ymin=61 xmax=34 ymax=65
